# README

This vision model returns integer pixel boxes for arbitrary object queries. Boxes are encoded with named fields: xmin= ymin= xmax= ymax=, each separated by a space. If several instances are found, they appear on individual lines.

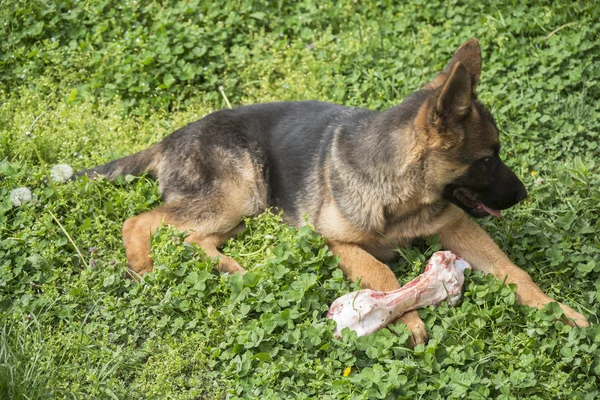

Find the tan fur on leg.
xmin=439 ymin=209 xmax=589 ymax=327
xmin=185 ymin=230 xmax=246 ymax=274
xmin=123 ymin=207 xmax=172 ymax=277
xmin=327 ymin=241 xmax=429 ymax=344
xmin=123 ymin=205 xmax=247 ymax=277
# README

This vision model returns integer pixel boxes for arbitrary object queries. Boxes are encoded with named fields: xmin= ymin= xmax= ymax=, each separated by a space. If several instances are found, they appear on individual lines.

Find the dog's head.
xmin=417 ymin=38 xmax=527 ymax=218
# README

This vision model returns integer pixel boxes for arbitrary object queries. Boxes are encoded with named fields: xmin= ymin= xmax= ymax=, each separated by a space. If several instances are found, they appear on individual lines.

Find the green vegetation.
xmin=1 ymin=0 xmax=600 ymax=398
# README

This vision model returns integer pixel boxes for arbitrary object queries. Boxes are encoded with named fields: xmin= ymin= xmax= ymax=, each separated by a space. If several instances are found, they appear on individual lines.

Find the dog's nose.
xmin=515 ymin=184 xmax=528 ymax=203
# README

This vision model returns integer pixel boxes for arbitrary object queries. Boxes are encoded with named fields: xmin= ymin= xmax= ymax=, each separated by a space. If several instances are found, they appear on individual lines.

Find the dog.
xmin=76 ymin=38 xmax=589 ymax=343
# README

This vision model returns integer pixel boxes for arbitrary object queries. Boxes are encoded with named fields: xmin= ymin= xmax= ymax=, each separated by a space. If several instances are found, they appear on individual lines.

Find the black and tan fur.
xmin=77 ymin=39 xmax=589 ymax=343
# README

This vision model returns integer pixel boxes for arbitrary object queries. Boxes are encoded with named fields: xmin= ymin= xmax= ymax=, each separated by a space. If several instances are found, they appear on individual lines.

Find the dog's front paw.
xmin=397 ymin=310 xmax=428 ymax=347
xmin=559 ymin=302 xmax=590 ymax=328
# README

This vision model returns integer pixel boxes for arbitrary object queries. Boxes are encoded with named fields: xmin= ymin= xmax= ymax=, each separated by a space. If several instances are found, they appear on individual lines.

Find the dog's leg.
xmin=327 ymin=241 xmax=429 ymax=345
xmin=122 ymin=202 xmax=249 ymax=277
xmin=122 ymin=206 xmax=172 ymax=276
xmin=185 ymin=229 xmax=245 ymax=274
xmin=439 ymin=212 xmax=589 ymax=327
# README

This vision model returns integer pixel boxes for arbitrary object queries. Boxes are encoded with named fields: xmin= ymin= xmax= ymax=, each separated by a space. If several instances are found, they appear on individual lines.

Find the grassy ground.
xmin=1 ymin=0 xmax=600 ymax=398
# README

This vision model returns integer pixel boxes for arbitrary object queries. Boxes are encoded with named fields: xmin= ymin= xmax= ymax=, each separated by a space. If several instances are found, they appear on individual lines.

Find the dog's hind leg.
xmin=184 ymin=229 xmax=245 ymax=274
xmin=122 ymin=206 xmax=172 ymax=276
xmin=121 ymin=139 xmax=267 ymax=277
xmin=123 ymin=191 xmax=261 ymax=277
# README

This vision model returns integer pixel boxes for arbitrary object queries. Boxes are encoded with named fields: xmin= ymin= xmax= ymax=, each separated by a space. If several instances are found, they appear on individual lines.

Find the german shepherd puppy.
xmin=77 ymin=39 xmax=589 ymax=343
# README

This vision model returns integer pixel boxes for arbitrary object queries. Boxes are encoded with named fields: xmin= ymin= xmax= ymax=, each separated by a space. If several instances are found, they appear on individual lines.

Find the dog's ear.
xmin=425 ymin=38 xmax=481 ymax=93
xmin=435 ymin=62 xmax=472 ymax=122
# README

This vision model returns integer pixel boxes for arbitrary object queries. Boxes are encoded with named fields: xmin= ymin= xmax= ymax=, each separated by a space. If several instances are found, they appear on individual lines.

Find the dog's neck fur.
xmin=328 ymin=90 xmax=447 ymax=233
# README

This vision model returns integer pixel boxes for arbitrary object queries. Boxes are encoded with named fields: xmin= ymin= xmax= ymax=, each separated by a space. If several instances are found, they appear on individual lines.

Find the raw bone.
xmin=326 ymin=251 xmax=471 ymax=337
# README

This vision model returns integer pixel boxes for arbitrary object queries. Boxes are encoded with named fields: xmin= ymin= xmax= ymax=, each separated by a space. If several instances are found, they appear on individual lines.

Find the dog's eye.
xmin=484 ymin=157 xmax=491 ymax=163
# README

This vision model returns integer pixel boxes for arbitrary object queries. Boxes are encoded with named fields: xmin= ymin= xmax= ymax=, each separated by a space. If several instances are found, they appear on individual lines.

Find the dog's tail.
xmin=73 ymin=144 xmax=162 ymax=181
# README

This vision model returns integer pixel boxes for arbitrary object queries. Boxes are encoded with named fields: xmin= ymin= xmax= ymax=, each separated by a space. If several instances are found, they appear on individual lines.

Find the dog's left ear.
xmin=436 ymin=62 xmax=472 ymax=122
xmin=425 ymin=38 xmax=482 ymax=94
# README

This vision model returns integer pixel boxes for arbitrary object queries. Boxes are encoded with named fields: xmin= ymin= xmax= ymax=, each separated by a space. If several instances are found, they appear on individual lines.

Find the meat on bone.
xmin=326 ymin=251 xmax=471 ymax=337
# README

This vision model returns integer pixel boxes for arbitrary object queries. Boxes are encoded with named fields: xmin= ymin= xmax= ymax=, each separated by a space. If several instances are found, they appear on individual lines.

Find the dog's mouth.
xmin=454 ymin=188 xmax=502 ymax=218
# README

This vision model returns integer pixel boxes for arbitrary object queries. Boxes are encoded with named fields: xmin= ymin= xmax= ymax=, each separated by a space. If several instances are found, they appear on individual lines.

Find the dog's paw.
xmin=217 ymin=255 xmax=247 ymax=275
xmin=559 ymin=302 xmax=590 ymax=328
xmin=126 ymin=260 xmax=154 ymax=281
xmin=397 ymin=311 xmax=428 ymax=347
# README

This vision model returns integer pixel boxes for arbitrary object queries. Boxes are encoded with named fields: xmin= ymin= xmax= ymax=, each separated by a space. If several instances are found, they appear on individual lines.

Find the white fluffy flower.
xmin=10 ymin=187 xmax=32 ymax=206
xmin=50 ymin=164 xmax=74 ymax=182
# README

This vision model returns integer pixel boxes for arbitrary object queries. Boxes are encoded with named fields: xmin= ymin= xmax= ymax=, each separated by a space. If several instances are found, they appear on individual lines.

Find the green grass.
xmin=1 ymin=0 xmax=600 ymax=398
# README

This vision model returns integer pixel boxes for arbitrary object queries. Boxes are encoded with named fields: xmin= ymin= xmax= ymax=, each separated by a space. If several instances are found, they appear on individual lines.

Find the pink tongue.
xmin=480 ymin=203 xmax=502 ymax=217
